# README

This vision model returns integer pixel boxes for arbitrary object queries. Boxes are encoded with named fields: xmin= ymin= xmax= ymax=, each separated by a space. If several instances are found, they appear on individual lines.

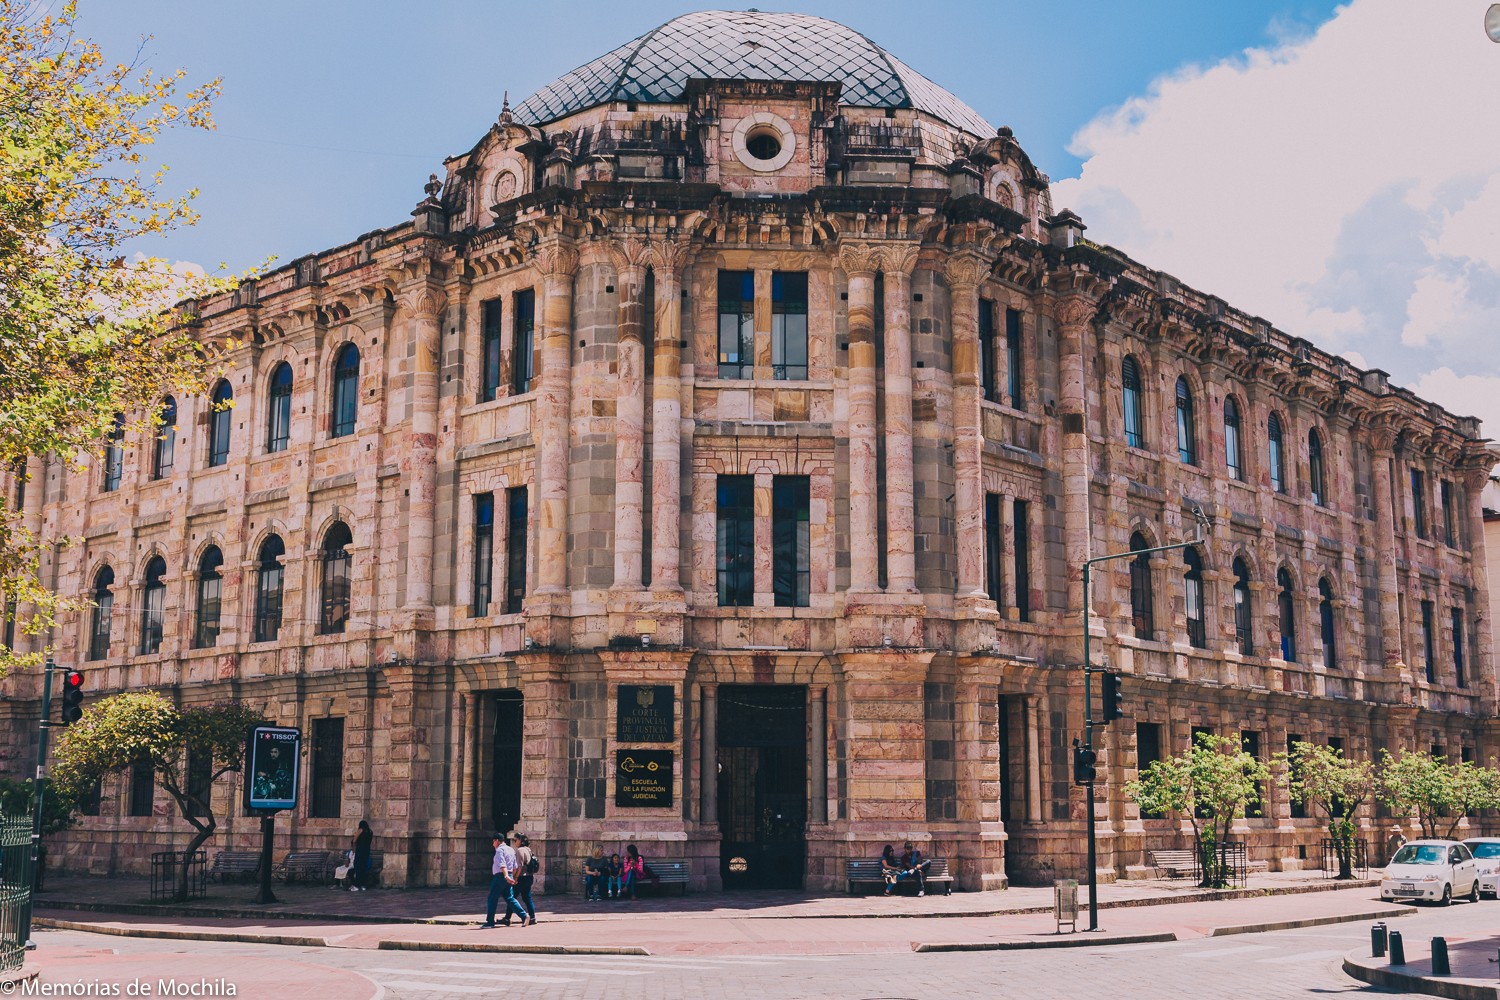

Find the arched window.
xmin=331 ymin=344 xmax=360 ymax=439
xmin=193 ymin=546 xmax=223 ymax=648
xmin=1184 ymin=546 xmax=1206 ymax=647
xmin=1175 ymin=377 xmax=1196 ymax=465
xmin=89 ymin=566 xmax=114 ymax=661
xmin=254 ymin=535 xmax=285 ymax=643
xmin=1308 ymin=430 xmax=1326 ymax=506
xmin=207 ymin=381 xmax=233 ymax=468
xmin=267 ymin=362 xmax=293 ymax=453
xmin=1223 ymin=397 xmax=1243 ymax=481
xmin=103 ymin=412 xmax=125 ymax=492
xmin=1129 ymin=531 xmax=1154 ymax=639
xmin=319 ymin=522 xmax=353 ymax=634
xmin=1122 ymin=355 xmax=1144 ymax=449
xmin=1232 ymin=557 xmax=1253 ymax=655
xmin=140 ymin=556 xmax=167 ymax=655
xmin=1319 ymin=578 xmax=1336 ymax=669
xmin=1277 ymin=567 xmax=1297 ymax=662
xmin=151 ymin=396 xmax=177 ymax=480
xmin=1268 ymin=412 xmax=1285 ymax=494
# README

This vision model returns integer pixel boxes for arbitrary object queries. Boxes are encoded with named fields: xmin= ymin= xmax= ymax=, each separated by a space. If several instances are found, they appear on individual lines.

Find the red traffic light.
xmin=65 ymin=670 xmax=84 ymax=689
xmin=61 ymin=669 xmax=86 ymax=724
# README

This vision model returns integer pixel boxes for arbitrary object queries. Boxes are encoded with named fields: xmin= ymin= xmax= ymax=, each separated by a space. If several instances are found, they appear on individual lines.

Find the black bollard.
xmin=1371 ymin=921 xmax=1388 ymax=957
xmin=1389 ymin=930 xmax=1406 ymax=965
xmin=1432 ymin=937 xmax=1450 ymax=976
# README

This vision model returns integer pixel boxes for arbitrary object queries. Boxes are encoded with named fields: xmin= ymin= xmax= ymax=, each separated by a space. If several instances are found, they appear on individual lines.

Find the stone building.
xmin=4 ymin=10 xmax=1495 ymax=891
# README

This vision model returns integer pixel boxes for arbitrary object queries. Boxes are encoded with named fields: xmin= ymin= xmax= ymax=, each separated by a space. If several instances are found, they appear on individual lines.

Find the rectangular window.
xmin=194 ymin=575 xmax=222 ymax=650
xmin=716 ymin=475 xmax=754 ymax=607
xmin=504 ymin=486 xmax=528 ymax=614
xmin=1287 ymin=733 xmax=1306 ymax=818
xmin=103 ymin=438 xmax=124 ymax=492
xmin=979 ymin=299 xmax=998 ymax=403
xmin=254 ymin=558 xmax=283 ymax=644
xmin=1452 ymin=607 xmax=1466 ymax=688
xmin=11 ymin=460 xmax=24 ymax=510
xmin=140 ymin=586 xmax=165 ymax=655
xmin=771 ymin=272 xmax=808 ymax=381
xmin=129 ymin=757 xmax=154 ymax=817
xmin=1136 ymin=722 xmax=1163 ymax=819
xmin=472 ymin=493 xmax=495 ymax=616
xmin=78 ymin=779 xmax=102 ymax=817
xmin=480 ymin=298 xmax=503 ymax=402
xmin=1411 ymin=469 xmax=1427 ymax=539
xmin=717 ymin=271 xmax=754 ymax=379
xmin=1014 ymin=500 xmax=1031 ymax=623
xmin=1421 ymin=599 xmax=1436 ymax=683
xmin=186 ymin=746 xmax=212 ymax=818
xmin=1005 ymin=308 xmax=1023 ymax=408
xmin=512 ymin=289 xmax=535 ymax=394
xmin=89 ymin=593 xmax=112 ymax=661
xmin=772 ymin=476 xmax=810 ymax=607
xmin=2 ymin=601 xmax=15 ymax=651
xmin=1241 ymin=730 xmax=1263 ymax=818
xmin=310 ymin=717 xmax=344 ymax=819
xmin=1441 ymin=480 xmax=1457 ymax=547
xmin=984 ymin=493 xmax=1003 ymax=613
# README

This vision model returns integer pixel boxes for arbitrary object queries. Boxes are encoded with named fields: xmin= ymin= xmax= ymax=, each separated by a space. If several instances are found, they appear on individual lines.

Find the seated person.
xmin=880 ymin=844 xmax=904 ymax=895
xmin=898 ymin=841 xmax=932 ymax=896
xmin=583 ymin=847 xmax=607 ymax=901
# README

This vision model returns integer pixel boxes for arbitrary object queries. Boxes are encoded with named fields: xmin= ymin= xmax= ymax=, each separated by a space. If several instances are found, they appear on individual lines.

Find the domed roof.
xmin=511 ymin=10 xmax=994 ymax=137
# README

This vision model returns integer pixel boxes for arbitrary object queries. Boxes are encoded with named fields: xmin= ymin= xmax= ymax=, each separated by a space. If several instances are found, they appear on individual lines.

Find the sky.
xmin=67 ymin=0 xmax=1500 ymax=436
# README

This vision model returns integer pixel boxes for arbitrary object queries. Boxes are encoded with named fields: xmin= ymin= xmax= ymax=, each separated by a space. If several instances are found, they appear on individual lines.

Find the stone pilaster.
xmin=1055 ymin=297 xmax=1096 ymax=624
xmin=839 ymin=243 xmax=881 ymax=595
xmin=944 ymin=253 xmax=990 ymax=599
xmin=609 ymin=243 xmax=649 ymax=592
xmin=514 ymin=650 xmax=572 ymax=894
xmin=528 ymin=241 xmax=579 ymax=643
xmin=954 ymin=654 xmax=1007 ymax=890
xmin=1368 ymin=431 xmax=1409 ymax=685
xmin=834 ymin=649 xmax=935 ymax=838
xmin=649 ymin=244 xmax=690 ymax=596
xmin=880 ymin=244 xmax=919 ymax=594
xmin=397 ymin=282 xmax=445 ymax=633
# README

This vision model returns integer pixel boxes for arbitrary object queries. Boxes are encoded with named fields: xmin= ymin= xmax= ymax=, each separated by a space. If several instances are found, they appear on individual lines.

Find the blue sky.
xmin=71 ymin=1 xmax=1500 ymax=433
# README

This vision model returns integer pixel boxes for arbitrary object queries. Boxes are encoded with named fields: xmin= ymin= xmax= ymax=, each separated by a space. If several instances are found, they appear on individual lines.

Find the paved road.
xmin=31 ymin=898 xmax=1500 ymax=999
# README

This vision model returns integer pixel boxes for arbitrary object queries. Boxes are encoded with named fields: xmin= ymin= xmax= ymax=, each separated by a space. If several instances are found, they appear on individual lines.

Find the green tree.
xmin=52 ymin=692 xmax=267 ymax=901
xmin=1275 ymin=741 xmax=1372 ymax=879
xmin=1378 ymin=748 xmax=1498 ymax=840
xmin=0 ymin=776 xmax=77 ymax=890
xmin=1127 ymin=732 xmax=1269 ymax=888
xmin=0 ymin=0 xmax=237 ymax=672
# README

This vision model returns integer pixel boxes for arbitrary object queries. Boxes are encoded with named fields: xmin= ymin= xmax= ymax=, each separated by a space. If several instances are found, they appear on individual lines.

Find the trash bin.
xmin=1054 ymin=878 xmax=1079 ymax=933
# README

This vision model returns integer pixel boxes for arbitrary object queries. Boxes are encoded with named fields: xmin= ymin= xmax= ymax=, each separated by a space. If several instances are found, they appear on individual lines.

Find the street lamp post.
xmin=1079 ymin=506 xmax=1208 ymax=931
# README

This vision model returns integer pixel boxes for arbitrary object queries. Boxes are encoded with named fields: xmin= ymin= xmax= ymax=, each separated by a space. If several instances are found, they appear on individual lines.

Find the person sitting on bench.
xmin=898 ymin=841 xmax=931 ymax=896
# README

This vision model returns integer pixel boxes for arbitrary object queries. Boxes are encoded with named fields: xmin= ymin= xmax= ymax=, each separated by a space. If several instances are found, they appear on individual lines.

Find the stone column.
xmin=649 ymin=246 xmax=689 ymax=593
xmin=1368 ymin=432 xmax=1407 ymax=678
xmin=399 ymin=283 xmax=445 ymax=625
xmin=881 ymin=245 xmax=919 ymax=594
xmin=460 ymin=692 xmax=479 ymax=824
xmin=945 ymin=252 xmax=992 ymax=598
xmin=533 ymin=242 xmax=579 ymax=594
xmin=839 ymin=244 xmax=881 ymax=594
xmin=955 ymin=654 xmax=1007 ymax=890
xmin=610 ymin=247 xmax=648 ymax=590
xmin=1055 ymin=297 xmax=1096 ymax=620
xmin=1000 ymin=495 xmax=1018 ymax=614
xmin=700 ymin=685 xmax=718 ymax=829
xmin=1461 ymin=465 xmax=1497 ymax=696
xmin=834 ymin=650 xmax=935 ymax=836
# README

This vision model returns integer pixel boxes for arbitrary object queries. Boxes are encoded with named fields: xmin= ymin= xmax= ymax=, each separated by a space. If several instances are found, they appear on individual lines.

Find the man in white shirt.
xmin=481 ymin=833 xmax=525 ymax=927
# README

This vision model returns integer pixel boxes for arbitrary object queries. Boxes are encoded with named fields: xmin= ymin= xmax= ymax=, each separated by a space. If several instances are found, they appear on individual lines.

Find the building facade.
xmin=4 ymin=11 xmax=1496 ymax=891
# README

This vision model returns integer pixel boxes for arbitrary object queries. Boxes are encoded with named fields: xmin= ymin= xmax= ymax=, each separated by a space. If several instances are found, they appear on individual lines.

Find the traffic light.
xmin=60 ymin=669 xmax=85 ymax=725
xmin=1072 ymin=745 xmax=1098 ymax=785
xmin=1101 ymin=670 xmax=1125 ymax=723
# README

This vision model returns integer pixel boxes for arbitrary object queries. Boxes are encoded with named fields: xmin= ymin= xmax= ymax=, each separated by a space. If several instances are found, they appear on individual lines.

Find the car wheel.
xmin=1468 ymin=880 xmax=1481 ymax=903
xmin=1441 ymin=884 xmax=1452 ymax=906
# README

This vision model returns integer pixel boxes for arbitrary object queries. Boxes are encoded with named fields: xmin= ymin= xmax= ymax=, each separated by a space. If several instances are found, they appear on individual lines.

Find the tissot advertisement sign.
xmin=615 ymin=749 xmax=673 ymax=807
xmin=244 ymin=725 xmax=301 ymax=812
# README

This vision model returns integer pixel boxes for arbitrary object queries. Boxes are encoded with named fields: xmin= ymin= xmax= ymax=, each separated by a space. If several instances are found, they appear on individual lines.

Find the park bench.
xmin=274 ymin=849 xmax=338 ymax=884
xmin=1148 ymin=850 xmax=1199 ymax=879
xmin=579 ymin=857 xmax=689 ymax=896
xmin=208 ymin=850 xmax=262 ymax=883
xmin=847 ymin=857 xmax=955 ymax=895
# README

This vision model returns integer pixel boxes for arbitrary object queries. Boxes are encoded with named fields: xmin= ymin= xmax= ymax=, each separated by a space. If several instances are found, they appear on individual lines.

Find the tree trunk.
xmin=176 ymin=819 xmax=214 ymax=902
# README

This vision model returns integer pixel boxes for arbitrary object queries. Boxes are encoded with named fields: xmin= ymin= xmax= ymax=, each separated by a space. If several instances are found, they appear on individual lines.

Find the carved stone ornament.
xmin=532 ymin=241 xmax=580 ymax=278
xmin=943 ymin=251 xmax=992 ymax=291
xmin=836 ymin=243 xmax=883 ymax=277
xmin=401 ymin=287 xmax=447 ymax=320
xmin=1055 ymin=296 xmax=1096 ymax=330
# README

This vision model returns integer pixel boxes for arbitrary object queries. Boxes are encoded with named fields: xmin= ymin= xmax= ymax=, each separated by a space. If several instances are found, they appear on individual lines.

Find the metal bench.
xmin=208 ymin=850 xmax=262 ymax=883
xmin=1149 ymin=850 xmax=1200 ymax=879
xmin=638 ymin=858 xmax=689 ymax=896
xmin=847 ymin=857 xmax=954 ymax=895
xmin=273 ymin=849 xmax=338 ymax=884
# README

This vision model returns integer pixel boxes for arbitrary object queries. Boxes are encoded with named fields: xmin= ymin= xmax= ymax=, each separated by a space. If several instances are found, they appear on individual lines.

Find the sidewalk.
xmin=1345 ymin=935 xmax=1500 ymax=1000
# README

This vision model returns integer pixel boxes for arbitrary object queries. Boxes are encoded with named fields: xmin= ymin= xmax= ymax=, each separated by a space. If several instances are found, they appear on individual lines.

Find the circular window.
xmin=745 ymin=128 xmax=782 ymax=162
xmin=732 ymin=113 xmax=795 ymax=172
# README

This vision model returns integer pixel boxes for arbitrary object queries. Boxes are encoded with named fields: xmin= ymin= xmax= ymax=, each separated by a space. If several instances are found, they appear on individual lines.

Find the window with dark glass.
xmin=512 ymin=290 xmax=535 ymax=394
xmin=1122 ymin=356 xmax=1144 ymax=448
xmin=1441 ymin=480 xmax=1457 ymax=547
xmin=78 ymin=780 xmax=101 ymax=816
xmin=193 ymin=546 xmax=223 ymax=649
xmin=1411 ymin=468 xmax=1427 ymax=539
xmin=480 ymin=298 xmax=503 ymax=402
xmin=151 ymin=396 xmax=176 ymax=480
xmin=1137 ymin=722 xmax=1164 ymax=818
xmin=716 ymin=475 xmax=754 ymax=607
xmin=266 ymin=362 xmax=292 ymax=452
xmin=1175 ymin=377 xmax=1196 ymax=465
xmin=140 ymin=556 xmax=166 ymax=655
xmin=1232 ymin=557 xmax=1253 ymax=655
xmin=1286 ymin=733 xmax=1307 ymax=818
xmin=1319 ymin=578 xmax=1336 ymax=669
xmin=89 ymin=566 xmax=114 ymax=661
xmin=103 ymin=412 xmax=125 ymax=491
xmin=1421 ymin=599 xmax=1435 ymax=682
xmin=772 ymin=476 xmax=810 ymax=607
xmin=186 ymin=745 xmax=212 ymax=818
xmin=771 ymin=272 xmax=808 ymax=380
xmin=254 ymin=535 xmax=284 ymax=643
xmin=2 ymin=600 xmax=14 ymax=651
xmin=1129 ymin=532 xmax=1154 ymax=639
xmin=331 ymin=344 xmax=360 ymax=438
xmin=1014 ymin=499 xmax=1031 ymax=623
xmin=984 ymin=493 xmax=1002 ymax=609
xmin=1224 ymin=397 xmax=1243 ymax=481
xmin=1452 ymin=607 xmax=1466 ymax=688
xmin=717 ymin=271 xmax=753 ymax=379
xmin=504 ymin=486 xmax=527 ymax=614
xmin=10 ymin=459 xmax=23 ymax=511
xmin=129 ymin=756 xmax=154 ymax=817
xmin=979 ymin=299 xmax=998 ymax=403
xmin=318 ymin=522 xmax=352 ymax=635
xmin=472 ymin=492 xmax=494 ymax=616
xmin=1308 ymin=430 xmax=1325 ymax=506
xmin=1006 ymin=308 xmax=1023 ymax=408
xmin=1268 ymin=412 xmax=1285 ymax=493
xmin=310 ymin=717 xmax=344 ymax=819
xmin=1242 ymin=730 xmax=1264 ymax=817
xmin=1184 ymin=546 xmax=1206 ymax=648
xmin=1277 ymin=567 xmax=1296 ymax=662
xmin=207 ymin=380 xmax=232 ymax=467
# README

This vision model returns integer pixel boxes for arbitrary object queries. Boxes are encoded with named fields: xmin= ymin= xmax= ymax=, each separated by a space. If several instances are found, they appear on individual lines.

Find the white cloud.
xmin=1051 ymin=0 xmax=1500 ymax=435
xmin=1409 ymin=369 xmax=1500 ymax=439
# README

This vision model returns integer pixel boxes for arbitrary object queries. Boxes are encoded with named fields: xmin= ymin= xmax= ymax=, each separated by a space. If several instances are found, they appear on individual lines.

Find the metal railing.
xmin=1320 ymin=837 xmax=1370 ymax=877
xmin=0 ymin=812 xmax=33 ymax=972
xmin=150 ymin=850 xmax=208 ymax=902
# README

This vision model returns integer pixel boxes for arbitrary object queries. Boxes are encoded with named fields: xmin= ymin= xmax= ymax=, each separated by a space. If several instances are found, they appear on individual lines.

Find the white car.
xmin=1462 ymin=837 xmax=1500 ymax=899
xmin=1381 ymin=839 xmax=1480 ymax=905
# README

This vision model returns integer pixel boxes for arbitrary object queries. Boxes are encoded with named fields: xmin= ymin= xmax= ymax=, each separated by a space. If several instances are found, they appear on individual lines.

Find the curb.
xmin=1209 ymin=905 xmax=1416 ymax=936
xmin=33 ymin=916 xmax=329 ymax=948
xmin=1343 ymin=956 xmax=1499 ymax=1000
xmin=376 ymin=940 xmax=650 ymax=956
xmin=914 ymin=931 xmax=1176 ymax=953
